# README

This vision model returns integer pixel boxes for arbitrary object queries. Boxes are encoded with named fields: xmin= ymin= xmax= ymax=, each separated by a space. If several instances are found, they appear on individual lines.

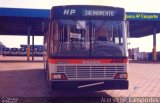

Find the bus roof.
xmin=51 ymin=5 xmax=125 ymax=20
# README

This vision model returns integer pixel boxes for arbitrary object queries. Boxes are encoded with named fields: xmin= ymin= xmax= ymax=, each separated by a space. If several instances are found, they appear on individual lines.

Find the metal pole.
xmin=27 ymin=26 xmax=31 ymax=61
xmin=153 ymin=25 xmax=157 ymax=61
xmin=32 ymin=34 xmax=34 ymax=61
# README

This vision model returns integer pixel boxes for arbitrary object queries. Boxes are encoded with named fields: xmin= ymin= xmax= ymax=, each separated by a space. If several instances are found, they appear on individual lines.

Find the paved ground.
xmin=0 ymin=60 xmax=160 ymax=102
xmin=0 ymin=55 xmax=43 ymax=61
xmin=0 ymin=62 xmax=114 ymax=103
xmin=106 ymin=63 xmax=160 ymax=97
xmin=0 ymin=62 xmax=49 ymax=97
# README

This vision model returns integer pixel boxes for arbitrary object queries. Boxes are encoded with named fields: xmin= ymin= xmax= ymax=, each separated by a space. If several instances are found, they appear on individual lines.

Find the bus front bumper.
xmin=50 ymin=80 xmax=128 ymax=91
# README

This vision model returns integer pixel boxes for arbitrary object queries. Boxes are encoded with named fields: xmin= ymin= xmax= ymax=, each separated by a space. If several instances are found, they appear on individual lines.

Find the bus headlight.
xmin=114 ymin=73 xmax=128 ymax=79
xmin=51 ymin=73 xmax=68 ymax=80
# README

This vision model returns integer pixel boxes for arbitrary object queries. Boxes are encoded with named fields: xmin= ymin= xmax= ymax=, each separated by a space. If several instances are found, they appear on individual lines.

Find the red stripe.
xmin=48 ymin=58 xmax=128 ymax=64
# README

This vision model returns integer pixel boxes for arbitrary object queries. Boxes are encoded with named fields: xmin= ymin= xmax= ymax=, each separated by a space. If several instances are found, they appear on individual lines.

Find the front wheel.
xmin=45 ymin=63 xmax=52 ymax=90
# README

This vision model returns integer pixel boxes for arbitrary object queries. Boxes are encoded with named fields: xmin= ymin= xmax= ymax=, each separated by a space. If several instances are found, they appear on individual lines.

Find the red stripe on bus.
xmin=48 ymin=58 xmax=128 ymax=64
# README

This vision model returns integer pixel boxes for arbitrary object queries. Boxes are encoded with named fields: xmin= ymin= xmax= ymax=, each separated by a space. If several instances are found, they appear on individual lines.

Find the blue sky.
xmin=0 ymin=0 xmax=160 ymax=52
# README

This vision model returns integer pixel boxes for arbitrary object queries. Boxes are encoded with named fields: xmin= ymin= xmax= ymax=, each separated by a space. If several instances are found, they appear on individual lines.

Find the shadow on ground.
xmin=0 ymin=68 xmax=116 ymax=103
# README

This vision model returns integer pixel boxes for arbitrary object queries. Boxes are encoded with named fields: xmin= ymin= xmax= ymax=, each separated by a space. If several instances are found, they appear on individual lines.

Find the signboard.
xmin=51 ymin=5 xmax=125 ymax=20
xmin=70 ymin=32 xmax=81 ymax=39
xmin=126 ymin=12 xmax=160 ymax=21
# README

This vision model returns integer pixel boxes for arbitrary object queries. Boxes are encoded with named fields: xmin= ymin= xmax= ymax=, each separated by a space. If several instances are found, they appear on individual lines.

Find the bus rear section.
xmin=43 ymin=5 xmax=129 ymax=91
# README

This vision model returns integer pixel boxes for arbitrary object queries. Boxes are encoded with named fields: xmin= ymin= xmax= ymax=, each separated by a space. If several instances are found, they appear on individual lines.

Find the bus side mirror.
xmin=126 ymin=21 xmax=130 ymax=45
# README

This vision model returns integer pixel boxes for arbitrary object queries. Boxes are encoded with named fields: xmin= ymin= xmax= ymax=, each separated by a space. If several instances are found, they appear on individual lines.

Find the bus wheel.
xmin=44 ymin=62 xmax=49 ymax=80
xmin=46 ymin=64 xmax=52 ymax=89
xmin=48 ymin=80 xmax=53 ymax=91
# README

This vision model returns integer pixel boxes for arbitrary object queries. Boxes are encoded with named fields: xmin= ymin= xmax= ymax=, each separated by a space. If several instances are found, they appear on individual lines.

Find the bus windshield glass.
xmin=49 ymin=19 xmax=127 ymax=58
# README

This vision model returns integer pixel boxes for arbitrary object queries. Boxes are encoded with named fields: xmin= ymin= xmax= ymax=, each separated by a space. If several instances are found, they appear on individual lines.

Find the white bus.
xmin=43 ymin=5 xmax=129 ymax=91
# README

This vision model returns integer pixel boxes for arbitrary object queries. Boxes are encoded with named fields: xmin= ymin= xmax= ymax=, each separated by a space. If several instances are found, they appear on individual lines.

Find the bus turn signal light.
xmin=114 ymin=73 xmax=128 ymax=79
xmin=51 ymin=73 xmax=67 ymax=80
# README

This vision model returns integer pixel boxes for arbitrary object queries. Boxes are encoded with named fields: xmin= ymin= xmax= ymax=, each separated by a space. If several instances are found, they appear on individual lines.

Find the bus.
xmin=2 ymin=47 xmax=10 ymax=56
xmin=35 ymin=47 xmax=43 ymax=56
xmin=10 ymin=48 xmax=19 ymax=56
xmin=20 ymin=45 xmax=44 ymax=56
xmin=43 ymin=5 xmax=129 ymax=91
xmin=19 ymin=48 xmax=27 ymax=56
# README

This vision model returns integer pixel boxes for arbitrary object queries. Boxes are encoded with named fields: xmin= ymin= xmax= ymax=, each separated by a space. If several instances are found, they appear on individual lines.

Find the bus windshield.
xmin=49 ymin=19 xmax=127 ymax=58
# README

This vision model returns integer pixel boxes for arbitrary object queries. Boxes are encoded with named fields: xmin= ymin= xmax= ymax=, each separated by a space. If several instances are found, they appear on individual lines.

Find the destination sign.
xmin=51 ymin=5 xmax=125 ymax=20
xmin=83 ymin=10 xmax=115 ymax=17
xmin=126 ymin=12 xmax=160 ymax=21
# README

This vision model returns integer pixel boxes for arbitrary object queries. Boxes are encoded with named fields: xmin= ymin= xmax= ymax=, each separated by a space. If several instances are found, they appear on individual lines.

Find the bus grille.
xmin=57 ymin=65 xmax=124 ymax=79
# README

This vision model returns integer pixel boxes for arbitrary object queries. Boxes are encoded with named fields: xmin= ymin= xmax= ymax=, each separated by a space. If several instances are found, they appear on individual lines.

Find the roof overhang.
xmin=0 ymin=8 xmax=49 ymax=36
xmin=0 ymin=7 xmax=160 ymax=37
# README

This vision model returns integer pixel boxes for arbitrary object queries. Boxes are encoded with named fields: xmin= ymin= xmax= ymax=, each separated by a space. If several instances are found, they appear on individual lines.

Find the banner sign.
xmin=126 ymin=12 xmax=160 ymax=21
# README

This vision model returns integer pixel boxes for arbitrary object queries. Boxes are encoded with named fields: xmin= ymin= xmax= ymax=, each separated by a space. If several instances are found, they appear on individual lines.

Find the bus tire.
xmin=43 ymin=57 xmax=47 ymax=78
xmin=46 ymin=63 xmax=52 ymax=90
